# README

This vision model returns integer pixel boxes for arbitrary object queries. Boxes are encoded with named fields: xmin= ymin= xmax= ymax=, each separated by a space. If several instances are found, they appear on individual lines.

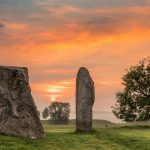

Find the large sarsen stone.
xmin=76 ymin=67 xmax=95 ymax=132
xmin=0 ymin=66 xmax=45 ymax=139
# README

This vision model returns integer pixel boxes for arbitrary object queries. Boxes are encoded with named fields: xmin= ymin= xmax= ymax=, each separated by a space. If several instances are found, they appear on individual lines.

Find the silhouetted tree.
xmin=112 ymin=58 xmax=150 ymax=121
xmin=49 ymin=102 xmax=71 ymax=124
xmin=37 ymin=110 xmax=40 ymax=117
xmin=42 ymin=107 xmax=49 ymax=119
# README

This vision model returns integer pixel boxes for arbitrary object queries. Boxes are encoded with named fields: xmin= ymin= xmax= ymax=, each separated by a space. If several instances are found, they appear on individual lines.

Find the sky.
xmin=0 ymin=0 xmax=150 ymax=113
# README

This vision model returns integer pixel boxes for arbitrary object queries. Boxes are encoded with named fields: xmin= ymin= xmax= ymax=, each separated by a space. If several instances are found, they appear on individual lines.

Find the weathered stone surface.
xmin=0 ymin=66 xmax=45 ymax=139
xmin=76 ymin=67 xmax=95 ymax=132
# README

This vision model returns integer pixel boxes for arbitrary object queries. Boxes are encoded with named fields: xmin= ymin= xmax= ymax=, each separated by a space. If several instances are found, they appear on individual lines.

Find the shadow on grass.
xmin=74 ymin=128 xmax=97 ymax=134
xmin=118 ymin=125 xmax=150 ymax=129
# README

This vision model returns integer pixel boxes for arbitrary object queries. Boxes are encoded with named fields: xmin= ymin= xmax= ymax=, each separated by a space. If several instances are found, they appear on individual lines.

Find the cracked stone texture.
xmin=76 ymin=67 xmax=95 ymax=132
xmin=0 ymin=66 xmax=45 ymax=139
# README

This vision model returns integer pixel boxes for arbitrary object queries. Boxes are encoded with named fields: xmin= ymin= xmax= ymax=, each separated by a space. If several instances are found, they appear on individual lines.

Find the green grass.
xmin=0 ymin=121 xmax=150 ymax=150
xmin=41 ymin=119 xmax=115 ymax=127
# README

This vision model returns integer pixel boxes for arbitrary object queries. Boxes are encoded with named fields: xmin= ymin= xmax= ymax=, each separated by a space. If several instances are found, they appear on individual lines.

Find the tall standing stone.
xmin=76 ymin=67 xmax=95 ymax=132
xmin=0 ymin=66 xmax=45 ymax=139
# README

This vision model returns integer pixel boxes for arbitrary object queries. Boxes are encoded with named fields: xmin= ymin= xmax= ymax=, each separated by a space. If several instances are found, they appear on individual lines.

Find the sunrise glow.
xmin=51 ymin=97 xmax=56 ymax=102
xmin=0 ymin=0 xmax=150 ymax=112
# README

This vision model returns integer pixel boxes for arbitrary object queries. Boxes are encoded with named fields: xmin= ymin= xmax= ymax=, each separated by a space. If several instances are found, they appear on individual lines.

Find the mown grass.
xmin=0 ymin=121 xmax=150 ymax=150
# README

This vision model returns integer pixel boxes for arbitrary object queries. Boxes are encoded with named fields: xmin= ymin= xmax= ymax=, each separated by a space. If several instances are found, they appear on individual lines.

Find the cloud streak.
xmin=0 ymin=0 xmax=150 ymax=112
xmin=0 ymin=23 xmax=5 ymax=28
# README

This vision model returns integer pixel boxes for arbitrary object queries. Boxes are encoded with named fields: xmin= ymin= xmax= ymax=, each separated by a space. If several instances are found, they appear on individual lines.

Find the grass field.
xmin=0 ymin=121 xmax=150 ymax=150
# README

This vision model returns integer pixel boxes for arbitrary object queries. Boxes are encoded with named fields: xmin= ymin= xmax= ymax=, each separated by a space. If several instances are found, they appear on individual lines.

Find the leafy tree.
xmin=112 ymin=58 xmax=150 ymax=121
xmin=42 ymin=107 xmax=49 ymax=119
xmin=37 ymin=110 xmax=40 ymax=117
xmin=49 ymin=102 xmax=71 ymax=124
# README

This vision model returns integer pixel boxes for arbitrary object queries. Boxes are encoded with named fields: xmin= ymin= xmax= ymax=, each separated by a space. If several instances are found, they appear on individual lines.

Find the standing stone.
xmin=0 ymin=66 xmax=45 ymax=139
xmin=76 ymin=67 xmax=95 ymax=132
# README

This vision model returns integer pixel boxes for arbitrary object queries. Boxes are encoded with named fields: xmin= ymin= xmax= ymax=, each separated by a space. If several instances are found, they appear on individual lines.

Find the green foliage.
xmin=42 ymin=102 xmax=71 ymax=124
xmin=42 ymin=107 xmax=49 ymax=119
xmin=37 ymin=110 xmax=40 ymax=116
xmin=49 ymin=102 xmax=71 ymax=124
xmin=112 ymin=58 xmax=150 ymax=121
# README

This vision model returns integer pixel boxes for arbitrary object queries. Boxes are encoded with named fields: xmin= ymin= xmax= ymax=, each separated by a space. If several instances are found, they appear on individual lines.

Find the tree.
xmin=42 ymin=107 xmax=49 ymax=119
xmin=112 ymin=58 xmax=150 ymax=121
xmin=37 ymin=110 xmax=40 ymax=117
xmin=49 ymin=102 xmax=71 ymax=124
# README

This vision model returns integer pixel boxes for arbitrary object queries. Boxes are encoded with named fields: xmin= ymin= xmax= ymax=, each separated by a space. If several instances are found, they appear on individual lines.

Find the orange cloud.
xmin=0 ymin=0 xmax=150 ymax=112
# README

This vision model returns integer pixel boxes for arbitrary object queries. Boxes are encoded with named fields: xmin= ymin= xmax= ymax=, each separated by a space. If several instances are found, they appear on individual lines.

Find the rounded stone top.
xmin=78 ymin=67 xmax=89 ymax=75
